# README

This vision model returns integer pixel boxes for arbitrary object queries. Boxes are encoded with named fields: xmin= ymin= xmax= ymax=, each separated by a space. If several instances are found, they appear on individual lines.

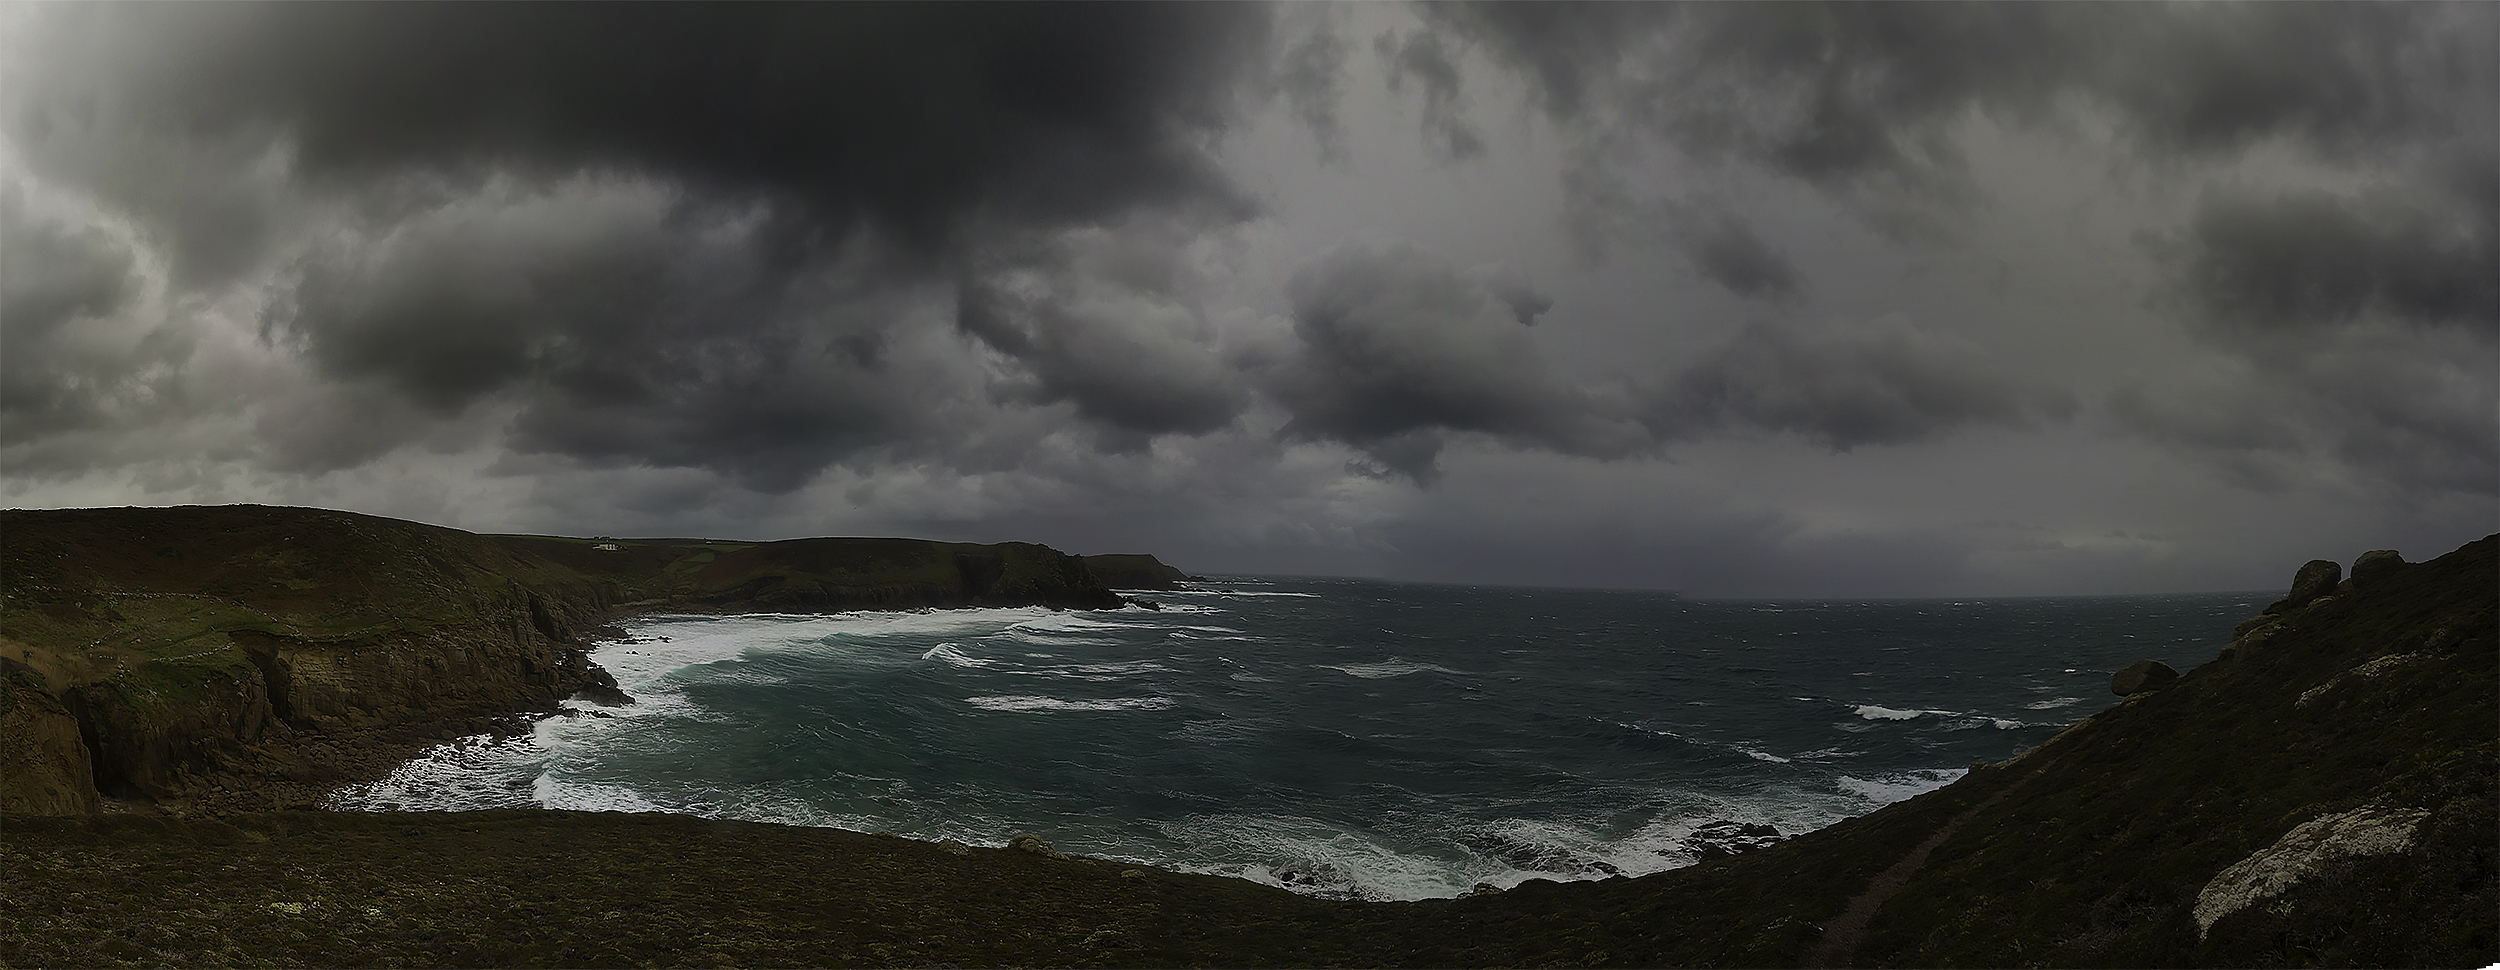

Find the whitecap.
xmin=1317 ymin=658 xmax=1465 ymax=679
xmin=920 ymin=643 xmax=994 ymax=667
xmin=2023 ymin=696 xmax=2082 ymax=710
xmin=1837 ymin=768 xmax=1967 ymax=807
xmin=1853 ymin=704 xmax=1924 ymax=721
xmin=964 ymin=695 xmax=1175 ymax=713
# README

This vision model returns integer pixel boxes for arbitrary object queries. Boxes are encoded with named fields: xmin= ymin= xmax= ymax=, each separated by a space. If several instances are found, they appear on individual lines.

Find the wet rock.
xmin=571 ymin=664 xmax=635 ymax=707
xmin=1678 ymin=820 xmax=1784 ymax=862
xmin=2111 ymin=659 xmax=2179 ymax=697
xmin=1460 ymin=882 xmax=1503 ymax=897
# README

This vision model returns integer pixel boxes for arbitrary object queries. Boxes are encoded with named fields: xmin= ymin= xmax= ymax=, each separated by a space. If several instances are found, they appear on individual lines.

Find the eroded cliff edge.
xmin=0 ymin=504 xmax=1127 ymax=816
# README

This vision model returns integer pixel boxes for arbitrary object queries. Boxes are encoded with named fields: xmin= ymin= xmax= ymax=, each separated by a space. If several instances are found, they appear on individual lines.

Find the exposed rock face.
xmin=2193 ymin=807 xmax=2432 ymax=938
xmin=0 ymin=668 xmax=99 ymax=815
xmin=2263 ymin=559 xmax=2343 ymax=614
xmin=1680 ymin=820 xmax=1784 ymax=862
xmin=2111 ymin=659 xmax=2180 ymax=696
xmin=2349 ymin=549 xmax=2407 ymax=588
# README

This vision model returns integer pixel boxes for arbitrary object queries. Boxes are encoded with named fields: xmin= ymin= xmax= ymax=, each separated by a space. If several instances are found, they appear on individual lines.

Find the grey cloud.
xmin=12 ymin=3 xmax=1271 ymax=268
xmin=0 ymin=189 xmax=155 ymax=449
xmin=1273 ymin=11 xmax=1354 ymax=163
xmin=1666 ymin=204 xmax=1803 ymax=301
xmin=1375 ymin=28 xmax=1486 ymax=161
xmin=2108 ymin=337 xmax=2499 ymax=498
xmin=255 ymin=178 xmax=961 ymax=492
xmin=1651 ymin=316 xmax=2067 ymax=450
xmin=1269 ymin=245 xmax=1642 ymax=481
xmin=1425 ymin=3 xmax=2485 ymax=213
xmin=2164 ymin=184 xmax=2498 ymax=337
xmin=956 ymin=224 xmax=1249 ymax=438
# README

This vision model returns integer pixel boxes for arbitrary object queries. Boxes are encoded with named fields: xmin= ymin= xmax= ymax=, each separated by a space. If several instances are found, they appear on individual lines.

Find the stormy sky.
xmin=2 ymin=2 xmax=2492 ymax=597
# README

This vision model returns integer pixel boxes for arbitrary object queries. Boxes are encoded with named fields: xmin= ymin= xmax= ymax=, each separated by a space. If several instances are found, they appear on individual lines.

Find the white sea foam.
xmin=1854 ymin=704 xmax=1924 ymax=720
xmin=964 ymin=695 xmax=1176 ymax=713
xmin=920 ymin=643 xmax=994 ymax=667
xmin=1317 ymin=658 xmax=1464 ymax=679
xmin=1837 ymin=769 xmax=1966 ymax=807
xmin=1736 ymin=747 xmax=1792 ymax=763
xmin=2023 ymin=696 xmax=2083 ymax=710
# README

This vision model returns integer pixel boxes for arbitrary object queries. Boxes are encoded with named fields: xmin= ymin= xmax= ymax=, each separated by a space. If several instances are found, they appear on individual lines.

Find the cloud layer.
xmin=3 ymin=2 xmax=2489 ymax=596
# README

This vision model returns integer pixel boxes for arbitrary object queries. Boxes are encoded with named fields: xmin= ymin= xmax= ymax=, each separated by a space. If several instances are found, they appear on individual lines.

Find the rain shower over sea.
xmin=332 ymin=577 xmax=2253 ymax=901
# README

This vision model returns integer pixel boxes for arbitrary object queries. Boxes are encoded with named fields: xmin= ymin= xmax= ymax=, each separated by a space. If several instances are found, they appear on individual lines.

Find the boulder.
xmin=2262 ymin=560 xmax=2342 ymax=615
xmin=2111 ymin=659 xmax=2180 ymax=697
xmin=2349 ymin=549 xmax=2407 ymax=588
xmin=1007 ymin=833 xmax=1068 ymax=859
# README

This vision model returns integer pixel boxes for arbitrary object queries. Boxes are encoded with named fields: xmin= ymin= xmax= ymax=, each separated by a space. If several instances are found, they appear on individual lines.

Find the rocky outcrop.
xmin=2263 ymin=558 xmax=2342 ymax=614
xmin=2192 ymin=807 xmax=2433 ymax=938
xmin=2349 ymin=549 xmax=2407 ymax=588
xmin=2110 ymin=658 xmax=2179 ymax=696
xmin=1680 ymin=820 xmax=1784 ymax=862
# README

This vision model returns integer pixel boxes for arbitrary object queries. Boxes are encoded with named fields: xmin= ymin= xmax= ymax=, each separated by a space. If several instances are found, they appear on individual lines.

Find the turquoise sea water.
xmin=330 ymin=576 xmax=2255 ymax=900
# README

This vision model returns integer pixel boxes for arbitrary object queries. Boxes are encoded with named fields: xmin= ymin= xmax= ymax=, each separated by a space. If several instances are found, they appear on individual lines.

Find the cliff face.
xmin=0 ymin=505 xmax=1125 ymax=816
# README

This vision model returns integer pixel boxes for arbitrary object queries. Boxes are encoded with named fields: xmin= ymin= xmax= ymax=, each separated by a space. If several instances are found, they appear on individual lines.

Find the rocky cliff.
xmin=0 ymin=505 xmax=1126 ymax=816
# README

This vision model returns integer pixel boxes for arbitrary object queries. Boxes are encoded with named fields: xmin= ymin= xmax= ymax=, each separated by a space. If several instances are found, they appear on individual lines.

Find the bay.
xmin=330 ymin=576 xmax=2255 ymax=900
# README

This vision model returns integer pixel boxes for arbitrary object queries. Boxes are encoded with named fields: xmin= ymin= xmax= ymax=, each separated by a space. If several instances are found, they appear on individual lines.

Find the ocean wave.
xmin=1853 ymin=704 xmax=1926 ymax=721
xmin=1317 ymin=658 xmax=1466 ymax=679
xmin=964 ymin=695 xmax=1176 ymax=713
xmin=2023 ymin=696 xmax=2083 ymax=710
xmin=1836 ymin=768 xmax=1966 ymax=807
xmin=920 ymin=643 xmax=994 ymax=668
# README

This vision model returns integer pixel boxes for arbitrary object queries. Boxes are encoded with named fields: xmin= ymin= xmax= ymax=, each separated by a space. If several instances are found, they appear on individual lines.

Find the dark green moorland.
xmin=2 ymin=505 xmax=2492 ymax=968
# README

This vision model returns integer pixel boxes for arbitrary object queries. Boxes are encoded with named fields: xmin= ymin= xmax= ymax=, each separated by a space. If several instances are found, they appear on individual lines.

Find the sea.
xmin=327 ymin=576 xmax=2257 ymax=901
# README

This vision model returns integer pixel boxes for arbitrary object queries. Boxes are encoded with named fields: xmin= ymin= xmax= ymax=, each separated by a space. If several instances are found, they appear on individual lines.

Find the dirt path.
xmin=1807 ymin=769 xmax=2042 ymax=968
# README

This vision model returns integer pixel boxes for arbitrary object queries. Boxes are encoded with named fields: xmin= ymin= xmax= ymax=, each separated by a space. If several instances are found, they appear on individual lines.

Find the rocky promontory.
xmin=0 ymin=504 xmax=1131 ymax=816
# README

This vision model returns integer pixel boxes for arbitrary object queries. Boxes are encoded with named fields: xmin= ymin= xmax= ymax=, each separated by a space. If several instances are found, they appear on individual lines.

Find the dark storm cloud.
xmin=8 ymin=3 xmax=1290 ymax=491
xmin=1649 ymin=317 xmax=2067 ymax=451
xmin=955 ymin=224 xmax=1249 ymax=439
xmin=1665 ymin=204 xmax=1802 ymax=301
xmin=1427 ymin=2 xmax=2475 ymax=178
xmin=2165 ymin=184 xmax=2498 ymax=337
xmin=1267 ymin=245 xmax=1641 ymax=481
xmin=0 ymin=188 xmax=148 ymax=448
xmin=14 ymin=2 xmax=1269 ymax=266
